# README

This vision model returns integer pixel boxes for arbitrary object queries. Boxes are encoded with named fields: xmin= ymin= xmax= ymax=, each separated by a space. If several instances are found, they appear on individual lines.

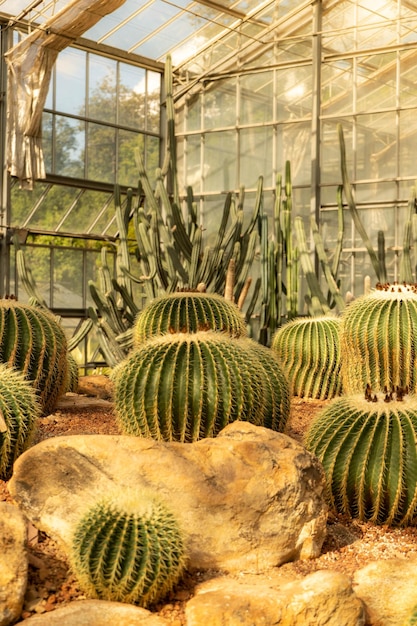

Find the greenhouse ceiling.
xmin=0 ymin=0 xmax=288 ymax=70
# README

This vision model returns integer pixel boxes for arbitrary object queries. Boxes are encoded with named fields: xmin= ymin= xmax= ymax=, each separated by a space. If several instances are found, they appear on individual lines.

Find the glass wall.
xmin=174 ymin=0 xmax=417 ymax=299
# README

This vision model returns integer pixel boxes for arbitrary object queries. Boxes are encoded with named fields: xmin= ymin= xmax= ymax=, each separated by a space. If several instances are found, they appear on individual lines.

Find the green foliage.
xmin=0 ymin=364 xmax=41 ymax=480
xmin=113 ymin=331 xmax=290 ymax=442
xmin=69 ymin=490 xmax=186 ymax=607
xmin=0 ymin=299 xmax=68 ymax=414
xmin=133 ymin=291 xmax=247 ymax=345
xmin=340 ymin=283 xmax=417 ymax=395
xmin=304 ymin=392 xmax=417 ymax=526
xmin=403 ymin=605 xmax=417 ymax=626
xmin=272 ymin=315 xmax=342 ymax=400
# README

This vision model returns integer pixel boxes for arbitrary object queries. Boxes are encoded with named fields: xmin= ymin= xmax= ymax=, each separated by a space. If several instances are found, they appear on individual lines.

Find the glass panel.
xmin=279 ymin=122 xmax=311 ymax=186
xmin=54 ymin=115 xmax=85 ymax=178
xmin=399 ymin=109 xmax=417 ymax=178
xmin=321 ymin=60 xmax=354 ymax=116
xmin=184 ymin=135 xmax=202 ymax=193
xmin=240 ymin=72 xmax=273 ymax=125
xmin=356 ymin=112 xmax=397 ymax=180
xmin=56 ymin=189 xmax=112 ymax=234
xmin=88 ymin=54 xmax=117 ymax=124
xmin=355 ymin=181 xmax=398 ymax=203
xmin=51 ymin=248 xmax=85 ymax=308
xmin=356 ymin=52 xmax=397 ymax=113
xmin=118 ymin=64 xmax=146 ymax=130
xmin=118 ymin=129 xmax=142 ymax=187
xmin=145 ymin=135 xmax=160 ymax=188
xmin=203 ymin=131 xmax=237 ymax=192
xmin=204 ymin=79 xmax=236 ymax=130
xmin=87 ymin=123 xmax=116 ymax=184
xmin=42 ymin=112 xmax=53 ymax=173
xmin=275 ymin=66 xmax=313 ymax=122
xmin=185 ymin=93 xmax=202 ymax=132
xmin=400 ymin=49 xmax=417 ymax=107
xmin=240 ymin=127 xmax=273 ymax=189
xmin=16 ymin=246 xmax=51 ymax=306
xmin=147 ymin=71 xmax=161 ymax=134
xmin=55 ymin=48 xmax=86 ymax=116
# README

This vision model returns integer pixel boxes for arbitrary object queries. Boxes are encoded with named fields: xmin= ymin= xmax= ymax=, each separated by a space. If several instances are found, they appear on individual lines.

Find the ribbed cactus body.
xmin=114 ymin=331 xmax=289 ymax=441
xmin=0 ymin=364 xmax=41 ymax=480
xmin=340 ymin=284 xmax=417 ymax=394
xmin=133 ymin=292 xmax=247 ymax=345
xmin=271 ymin=316 xmax=342 ymax=399
xmin=65 ymin=352 xmax=79 ymax=393
xmin=0 ymin=301 xmax=68 ymax=414
xmin=69 ymin=492 xmax=186 ymax=607
xmin=304 ymin=394 xmax=417 ymax=526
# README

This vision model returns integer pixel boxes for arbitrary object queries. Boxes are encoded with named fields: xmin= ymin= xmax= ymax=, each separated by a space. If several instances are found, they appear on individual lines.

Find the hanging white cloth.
xmin=5 ymin=0 xmax=127 ymax=189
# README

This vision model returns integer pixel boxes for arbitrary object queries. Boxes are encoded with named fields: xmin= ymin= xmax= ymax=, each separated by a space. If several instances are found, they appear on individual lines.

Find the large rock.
xmin=0 ymin=503 xmax=28 ymax=626
xmin=8 ymin=421 xmax=327 ymax=573
xmin=185 ymin=570 xmax=365 ymax=625
xmin=354 ymin=557 xmax=417 ymax=625
xmin=14 ymin=600 xmax=169 ymax=625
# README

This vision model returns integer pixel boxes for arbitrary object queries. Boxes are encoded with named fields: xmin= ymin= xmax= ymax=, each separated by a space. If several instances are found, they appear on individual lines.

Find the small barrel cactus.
xmin=0 ymin=300 xmax=68 ymax=414
xmin=304 ymin=390 xmax=417 ymax=526
xmin=340 ymin=283 xmax=417 ymax=394
xmin=133 ymin=291 xmax=247 ymax=345
xmin=69 ymin=490 xmax=187 ymax=607
xmin=0 ymin=363 xmax=41 ymax=480
xmin=114 ymin=331 xmax=289 ymax=442
xmin=271 ymin=315 xmax=342 ymax=399
xmin=65 ymin=352 xmax=79 ymax=393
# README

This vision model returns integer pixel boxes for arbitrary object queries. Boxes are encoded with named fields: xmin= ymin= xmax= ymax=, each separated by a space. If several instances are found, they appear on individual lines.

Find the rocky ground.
xmin=2 ymin=387 xmax=417 ymax=623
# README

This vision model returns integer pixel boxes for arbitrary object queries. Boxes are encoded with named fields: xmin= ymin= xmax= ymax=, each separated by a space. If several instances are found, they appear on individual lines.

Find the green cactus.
xmin=133 ymin=291 xmax=247 ymax=346
xmin=304 ymin=391 xmax=417 ymax=526
xmin=65 ymin=352 xmax=79 ymax=393
xmin=0 ymin=300 xmax=68 ymax=414
xmin=0 ymin=363 xmax=41 ymax=480
xmin=114 ymin=331 xmax=289 ymax=442
xmin=340 ymin=283 xmax=417 ymax=395
xmin=69 ymin=490 xmax=187 ymax=607
xmin=403 ymin=605 xmax=417 ymax=625
xmin=271 ymin=315 xmax=342 ymax=399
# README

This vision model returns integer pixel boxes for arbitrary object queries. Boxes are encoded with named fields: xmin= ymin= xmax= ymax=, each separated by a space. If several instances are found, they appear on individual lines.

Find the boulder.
xmin=8 ymin=421 xmax=327 ymax=573
xmin=0 ymin=503 xmax=28 ymax=626
xmin=14 ymin=600 xmax=169 ymax=625
xmin=354 ymin=557 xmax=417 ymax=625
xmin=185 ymin=570 xmax=365 ymax=625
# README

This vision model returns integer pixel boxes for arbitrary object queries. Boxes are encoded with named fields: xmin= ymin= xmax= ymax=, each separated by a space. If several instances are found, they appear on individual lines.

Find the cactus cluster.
xmin=0 ymin=363 xmax=41 ymax=480
xmin=304 ymin=391 xmax=417 ymax=526
xmin=271 ymin=316 xmax=342 ymax=399
xmin=340 ymin=283 xmax=417 ymax=395
xmin=0 ymin=299 xmax=68 ymax=414
xmin=69 ymin=490 xmax=186 ymax=607
xmin=114 ymin=330 xmax=290 ymax=442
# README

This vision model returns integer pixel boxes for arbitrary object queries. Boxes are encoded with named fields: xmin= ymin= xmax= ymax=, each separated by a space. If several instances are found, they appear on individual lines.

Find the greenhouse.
xmin=0 ymin=0 xmax=416 ymax=370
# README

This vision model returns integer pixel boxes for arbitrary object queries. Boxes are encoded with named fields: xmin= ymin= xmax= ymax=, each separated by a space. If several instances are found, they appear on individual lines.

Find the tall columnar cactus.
xmin=0 ymin=364 xmax=41 ymax=480
xmin=340 ymin=283 xmax=417 ymax=395
xmin=133 ymin=291 xmax=247 ymax=346
xmin=69 ymin=491 xmax=187 ymax=607
xmin=114 ymin=331 xmax=290 ymax=442
xmin=0 ymin=300 xmax=68 ymax=414
xmin=304 ymin=392 xmax=417 ymax=526
xmin=271 ymin=316 xmax=342 ymax=399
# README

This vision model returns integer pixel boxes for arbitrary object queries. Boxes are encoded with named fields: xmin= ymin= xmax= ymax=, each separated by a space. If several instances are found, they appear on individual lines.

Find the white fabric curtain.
xmin=5 ymin=0 xmax=127 ymax=189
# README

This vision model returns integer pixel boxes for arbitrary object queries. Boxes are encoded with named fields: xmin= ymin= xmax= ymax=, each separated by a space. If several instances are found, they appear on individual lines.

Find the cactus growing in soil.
xmin=133 ymin=291 xmax=247 ymax=346
xmin=0 ymin=364 xmax=41 ymax=480
xmin=304 ymin=390 xmax=417 ymax=526
xmin=0 ymin=299 xmax=68 ymax=414
xmin=114 ymin=331 xmax=290 ymax=442
xmin=271 ymin=316 xmax=342 ymax=399
xmin=69 ymin=491 xmax=186 ymax=607
xmin=340 ymin=283 xmax=417 ymax=395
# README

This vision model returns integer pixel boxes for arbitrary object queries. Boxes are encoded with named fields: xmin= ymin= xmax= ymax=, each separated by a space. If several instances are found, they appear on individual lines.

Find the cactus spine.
xmin=271 ymin=316 xmax=342 ymax=399
xmin=133 ymin=291 xmax=247 ymax=346
xmin=304 ymin=392 xmax=417 ymax=526
xmin=0 ymin=300 xmax=68 ymax=414
xmin=114 ymin=331 xmax=289 ymax=442
xmin=69 ymin=491 xmax=186 ymax=607
xmin=340 ymin=283 xmax=417 ymax=395
xmin=0 ymin=364 xmax=41 ymax=480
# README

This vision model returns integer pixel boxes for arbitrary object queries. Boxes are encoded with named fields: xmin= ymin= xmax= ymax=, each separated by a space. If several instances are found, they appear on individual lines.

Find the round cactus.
xmin=0 ymin=363 xmax=41 ymax=480
xmin=304 ymin=392 xmax=417 ymax=526
xmin=340 ymin=283 xmax=417 ymax=395
xmin=133 ymin=291 xmax=247 ymax=346
xmin=69 ymin=490 xmax=187 ymax=607
xmin=65 ymin=352 xmax=79 ymax=393
xmin=0 ymin=300 xmax=68 ymax=414
xmin=271 ymin=315 xmax=342 ymax=399
xmin=114 ymin=331 xmax=289 ymax=442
